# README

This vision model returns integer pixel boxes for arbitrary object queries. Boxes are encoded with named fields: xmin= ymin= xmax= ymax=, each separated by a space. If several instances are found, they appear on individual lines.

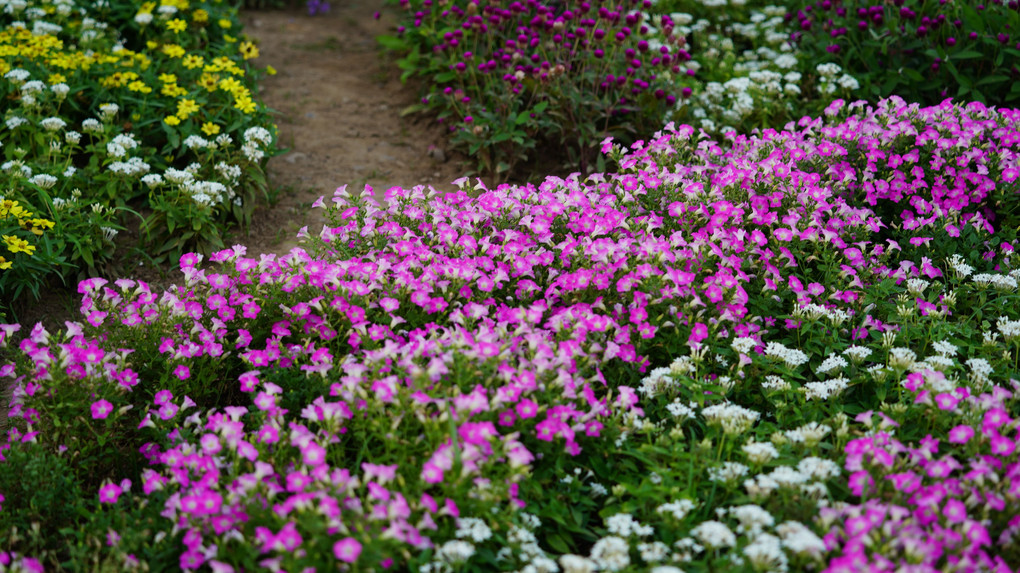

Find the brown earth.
xmin=234 ymin=1 xmax=469 ymax=256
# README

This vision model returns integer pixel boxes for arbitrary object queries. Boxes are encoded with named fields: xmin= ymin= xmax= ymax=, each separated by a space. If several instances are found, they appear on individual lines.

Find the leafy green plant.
xmin=381 ymin=0 xmax=683 ymax=178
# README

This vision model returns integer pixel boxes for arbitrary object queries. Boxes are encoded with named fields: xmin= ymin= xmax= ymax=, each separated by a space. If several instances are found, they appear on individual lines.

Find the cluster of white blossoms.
xmin=605 ymin=513 xmax=655 ymax=538
xmin=701 ymin=402 xmax=760 ymax=435
xmin=455 ymin=517 xmax=493 ymax=543
xmin=972 ymin=271 xmax=1019 ymax=291
xmin=763 ymin=342 xmax=809 ymax=368
xmin=792 ymin=302 xmax=849 ymax=326
xmin=802 ymin=375 xmax=849 ymax=401
xmin=662 ymin=5 xmax=807 ymax=132
xmin=815 ymin=62 xmax=860 ymax=94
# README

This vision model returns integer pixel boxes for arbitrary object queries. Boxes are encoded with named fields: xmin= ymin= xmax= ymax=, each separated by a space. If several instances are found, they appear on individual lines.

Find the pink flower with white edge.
xmin=302 ymin=442 xmax=327 ymax=467
xmin=91 ymin=398 xmax=113 ymax=420
xmin=333 ymin=537 xmax=362 ymax=563
xmin=98 ymin=482 xmax=122 ymax=503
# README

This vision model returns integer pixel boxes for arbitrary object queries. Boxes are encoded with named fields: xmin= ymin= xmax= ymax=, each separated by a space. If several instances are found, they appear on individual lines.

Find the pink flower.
xmin=174 ymin=364 xmax=190 ymax=380
xmin=948 ymin=424 xmax=974 ymax=444
xmin=421 ymin=462 xmax=444 ymax=484
xmin=942 ymin=498 xmax=967 ymax=523
xmin=990 ymin=432 xmax=1016 ymax=457
xmin=516 ymin=399 xmax=538 ymax=419
xmin=98 ymin=482 xmax=122 ymax=503
xmin=91 ymin=399 xmax=113 ymax=420
xmin=333 ymin=537 xmax=362 ymax=563
xmin=934 ymin=392 xmax=959 ymax=410
xmin=302 ymin=442 xmax=327 ymax=467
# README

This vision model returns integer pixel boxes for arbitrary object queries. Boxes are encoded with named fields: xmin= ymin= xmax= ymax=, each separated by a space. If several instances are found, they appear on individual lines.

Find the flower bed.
xmin=0 ymin=0 xmax=276 ymax=310
xmin=2 ymin=97 xmax=1019 ymax=571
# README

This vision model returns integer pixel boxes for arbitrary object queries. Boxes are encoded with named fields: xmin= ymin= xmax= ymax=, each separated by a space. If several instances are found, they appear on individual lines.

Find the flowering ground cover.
xmin=0 ymin=0 xmax=276 ymax=311
xmin=2 ymin=94 xmax=1020 ymax=571
xmin=384 ymin=0 xmax=1020 ymax=177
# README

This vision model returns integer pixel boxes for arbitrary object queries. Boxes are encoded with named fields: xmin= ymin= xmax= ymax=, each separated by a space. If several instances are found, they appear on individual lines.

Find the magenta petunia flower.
xmin=333 ymin=537 xmax=362 ymax=563
xmin=174 ymin=364 xmax=190 ymax=380
xmin=91 ymin=398 xmax=113 ymax=420
xmin=98 ymin=482 xmax=122 ymax=503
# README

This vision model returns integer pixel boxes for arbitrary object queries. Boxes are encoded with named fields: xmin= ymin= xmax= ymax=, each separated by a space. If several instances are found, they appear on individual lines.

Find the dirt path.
xmin=237 ymin=2 xmax=467 ymax=255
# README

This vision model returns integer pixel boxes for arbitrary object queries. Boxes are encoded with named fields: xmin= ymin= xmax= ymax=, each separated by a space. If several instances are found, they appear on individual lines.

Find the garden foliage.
xmin=2 ymin=97 xmax=1020 ymax=571
xmin=382 ymin=0 xmax=1020 ymax=168
xmin=381 ymin=0 xmax=685 ymax=178
xmin=0 ymin=0 xmax=277 ymax=309
xmin=788 ymin=0 xmax=1020 ymax=107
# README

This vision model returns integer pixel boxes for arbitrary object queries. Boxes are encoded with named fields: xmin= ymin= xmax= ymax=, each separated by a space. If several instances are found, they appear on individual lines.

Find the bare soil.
xmin=234 ymin=1 xmax=468 ymax=256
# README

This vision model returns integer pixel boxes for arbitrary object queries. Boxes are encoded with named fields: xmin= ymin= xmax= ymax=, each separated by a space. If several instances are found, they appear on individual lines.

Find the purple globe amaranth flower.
xmin=998 ymin=33 xmax=1010 ymax=44
xmin=946 ymin=36 xmax=956 ymax=46
xmin=827 ymin=43 xmax=841 ymax=53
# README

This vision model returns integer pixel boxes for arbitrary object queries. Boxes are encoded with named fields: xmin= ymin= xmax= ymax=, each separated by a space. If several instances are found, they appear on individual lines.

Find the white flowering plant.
xmin=0 ymin=0 xmax=277 ymax=311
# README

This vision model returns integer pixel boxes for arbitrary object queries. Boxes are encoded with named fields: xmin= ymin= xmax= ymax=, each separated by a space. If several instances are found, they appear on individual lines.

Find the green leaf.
xmin=376 ymin=34 xmax=406 ymax=51
xmin=951 ymin=50 xmax=983 ymax=60
xmin=534 ymin=101 xmax=549 ymax=114
xmin=400 ymin=103 xmax=427 ymax=117
xmin=546 ymin=534 xmax=572 ymax=554
xmin=434 ymin=71 xmax=456 ymax=83
xmin=976 ymin=75 xmax=1008 ymax=87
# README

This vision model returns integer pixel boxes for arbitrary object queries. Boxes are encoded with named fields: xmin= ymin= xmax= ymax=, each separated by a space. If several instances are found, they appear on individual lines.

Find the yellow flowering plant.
xmin=0 ymin=0 xmax=279 ymax=309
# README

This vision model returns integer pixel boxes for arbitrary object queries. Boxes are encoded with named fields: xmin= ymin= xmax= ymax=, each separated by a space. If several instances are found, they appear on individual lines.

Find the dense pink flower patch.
xmin=2 ymin=97 xmax=1019 ymax=570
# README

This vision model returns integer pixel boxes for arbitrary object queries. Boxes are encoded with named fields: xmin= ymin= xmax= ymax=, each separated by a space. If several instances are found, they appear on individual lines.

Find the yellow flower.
xmin=239 ymin=41 xmax=259 ymax=60
xmin=0 ymin=200 xmax=29 ymax=220
xmin=0 ymin=256 xmax=11 ymax=270
xmin=265 ymin=65 xmax=276 ymax=76
xmin=234 ymin=95 xmax=256 ymax=114
xmin=176 ymin=98 xmax=199 ymax=118
xmin=166 ymin=18 xmax=187 ymax=33
xmin=164 ymin=115 xmax=181 ymax=126
xmin=223 ymin=34 xmax=237 ymax=43
xmin=217 ymin=76 xmax=243 ymax=95
xmin=162 ymin=44 xmax=186 ymax=58
xmin=146 ymin=40 xmax=159 ymax=50
xmin=3 ymin=235 xmax=35 ymax=256
xmin=183 ymin=54 xmax=204 ymax=69
xmin=128 ymin=80 xmax=152 ymax=93
xmin=218 ymin=18 xmax=231 ymax=29
xmin=158 ymin=73 xmax=177 ymax=83
xmin=47 ymin=73 xmax=67 ymax=84
xmin=198 ymin=73 xmax=219 ymax=91
xmin=192 ymin=8 xmax=209 ymax=22
xmin=161 ymin=83 xmax=187 ymax=97
xmin=201 ymin=122 xmax=220 ymax=136
xmin=24 ymin=218 xmax=54 ymax=236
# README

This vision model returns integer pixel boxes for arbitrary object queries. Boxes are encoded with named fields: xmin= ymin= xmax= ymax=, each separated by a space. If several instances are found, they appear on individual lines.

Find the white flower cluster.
xmin=793 ymin=302 xmax=848 ymax=326
xmin=669 ymin=5 xmax=803 ymax=132
xmin=665 ymin=398 xmax=697 ymax=419
xmin=763 ymin=342 xmax=809 ymax=368
xmin=783 ymin=421 xmax=831 ymax=447
xmin=972 ymin=272 xmax=1019 ymax=291
xmin=708 ymin=461 xmax=750 ymax=484
xmin=742 ymin=440 xmax=778 ymax=464
xmin=242 ymin=126 xmax=273 ymax=162
xmin=639 ymin=366 xmax=678 ymax=398
xmin=589 ymin=536 xmax=631 ymax=571
xmin=816 ymin=353 xmax=848 ymax=375
xmin=455 ymin=517 xmax=493 ymax=543
xmin=605 ymin=513 xmax=654 ymax=538
xmin=802 ymin=376 xmax=849 ymax=401
xmin=815 ymin=62 xmax=860 ymax=94
xmin=690 ymin=520 xmax=736 ymax=549
xmin=701 ymin=402 xmax=760 ymax=435
xmin=656 ymin=498 xmax=696 ymax=521
xmin=948 ymin=254 xmax=974 ymax=278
